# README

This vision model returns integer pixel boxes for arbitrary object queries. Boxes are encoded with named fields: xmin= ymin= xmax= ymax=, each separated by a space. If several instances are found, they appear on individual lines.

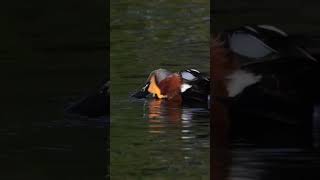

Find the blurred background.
xmin=212 ymin=0 xmax=320 ymax=34
xmin=0 ymin=0 xmax=108 ymax=179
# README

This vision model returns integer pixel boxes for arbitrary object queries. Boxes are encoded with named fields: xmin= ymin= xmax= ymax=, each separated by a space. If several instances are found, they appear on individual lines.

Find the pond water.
xmin=110 ymin=0 xmax=210 ymax=179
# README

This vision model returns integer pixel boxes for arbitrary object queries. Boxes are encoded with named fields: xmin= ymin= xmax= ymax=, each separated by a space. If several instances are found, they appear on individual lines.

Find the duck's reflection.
xmin=147 ymin=99 xmax=182 ymax=125
xmin=143 ymin=98 xmax=210 ymax=165
xmin=145 ymin=99 xmax=208 ymax=135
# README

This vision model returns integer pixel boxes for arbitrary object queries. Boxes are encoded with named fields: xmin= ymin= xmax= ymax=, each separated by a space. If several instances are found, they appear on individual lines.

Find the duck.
xmin=132 ymin=68 xmax=210 ymax=106
xmin=212 ymin=24 xmax=320 ymax=99
xmin=212 ymin=25 xmax=320 ymax=143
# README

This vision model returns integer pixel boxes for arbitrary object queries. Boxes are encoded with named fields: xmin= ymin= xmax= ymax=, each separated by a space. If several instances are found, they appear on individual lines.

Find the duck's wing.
xmin=226 ymin=25 xmax=319 ymax=62
xmin=225 ymin=25 xmax=287 ymax=59
xmin=180 ymin=69 xmax=210 ymax=105
xmin=228 ymin=31 xmax=278 ymax=59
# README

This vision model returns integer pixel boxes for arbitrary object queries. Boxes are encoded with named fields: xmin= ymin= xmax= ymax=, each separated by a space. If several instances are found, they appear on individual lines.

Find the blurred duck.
xmin=212 ymin=24 xmax=320 ymax=99
xmin=212 ymin=25 xmax=320 ymax=141
xmin=132 ymin=68 xmax=210 ymax=106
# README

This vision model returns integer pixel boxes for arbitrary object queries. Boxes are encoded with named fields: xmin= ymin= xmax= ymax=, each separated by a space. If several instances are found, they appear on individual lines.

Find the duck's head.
xmin=132 ymin=68 xmax=182 ymax=100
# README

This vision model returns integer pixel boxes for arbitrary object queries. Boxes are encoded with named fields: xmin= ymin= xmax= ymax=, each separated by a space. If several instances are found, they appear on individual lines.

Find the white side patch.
xmin=226 ymin=70 xmax=262 ymax=97
xmin=181 ymin=84 xmax=192 ymax=92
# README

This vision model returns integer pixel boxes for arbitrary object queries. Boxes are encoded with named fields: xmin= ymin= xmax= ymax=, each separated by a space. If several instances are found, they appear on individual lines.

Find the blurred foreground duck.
xmin=212 ymin=24 xmax=320 ymax=99
xmin=132 ymin=68 xmax=210 ymax=106
xmin=212 ymin=25 xmax=320 ymax=145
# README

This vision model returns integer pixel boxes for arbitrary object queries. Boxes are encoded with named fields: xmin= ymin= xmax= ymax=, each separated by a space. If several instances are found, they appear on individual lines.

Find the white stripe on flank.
xmin=226 ymin=70 xmax=262 ymax=97
xmin=181 ymin=84 xmax=192 ymax=92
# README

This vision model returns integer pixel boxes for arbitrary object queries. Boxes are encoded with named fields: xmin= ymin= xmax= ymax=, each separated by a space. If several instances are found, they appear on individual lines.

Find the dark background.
xmin=0 ymin=0 xmax=108 ymax=179
xmin=212 ymin=0 xmax=320 ymax=35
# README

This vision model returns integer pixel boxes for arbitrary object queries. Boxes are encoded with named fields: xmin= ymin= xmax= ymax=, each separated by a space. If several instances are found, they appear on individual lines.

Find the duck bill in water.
xmin=131 ymin=83 xmax=151 ymax=99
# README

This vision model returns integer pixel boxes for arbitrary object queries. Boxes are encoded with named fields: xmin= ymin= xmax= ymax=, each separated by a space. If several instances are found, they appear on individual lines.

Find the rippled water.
xmin=110 ymin=0 xmax=210 ymax=179
xmin=212 ymin=146 xmax=320 ymax=180
xmin=211 ymin=100 xmax=320 ymax=180
xmin=112 ymin=99 xmax=209 ymax=179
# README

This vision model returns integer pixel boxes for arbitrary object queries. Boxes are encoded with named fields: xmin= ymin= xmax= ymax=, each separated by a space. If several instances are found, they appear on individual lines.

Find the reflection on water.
xmin=146 ymin=99 xmax=209 ymax=160
xmin=145 ymin=99 xmax=209 ymax=149
xmin=111 ymin=98 xmax=210 ymax=179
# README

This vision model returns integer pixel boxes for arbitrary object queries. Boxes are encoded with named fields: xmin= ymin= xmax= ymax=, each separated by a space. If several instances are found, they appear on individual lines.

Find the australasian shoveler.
xmin=212 ymin=24 xmax=320 ymax=99
xmin=132 ymin=68 xmax=210 ymax=106
xmin=212 ymin=25 xmax=320 ymax=142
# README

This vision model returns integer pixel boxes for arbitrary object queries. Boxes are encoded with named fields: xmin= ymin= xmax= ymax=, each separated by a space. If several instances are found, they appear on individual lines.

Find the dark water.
xmin=213 ymin=106 xmax=320 ymax=180
xmin=0 ymin=1 xmax=108 ymax=179
xmin=110 ymin=0 xmax=210 ymax=179
xmin=213 ymin=147 xmax=320 ymax=180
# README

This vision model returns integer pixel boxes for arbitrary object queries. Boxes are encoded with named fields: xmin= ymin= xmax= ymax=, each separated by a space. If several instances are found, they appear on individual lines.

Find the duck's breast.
xmin=158 ymin=74 xmax=182 ymax=101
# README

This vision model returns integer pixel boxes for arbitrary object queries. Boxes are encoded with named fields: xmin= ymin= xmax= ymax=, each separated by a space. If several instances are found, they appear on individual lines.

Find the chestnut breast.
xmin=158 ymin=73 xmax=182 ymax=101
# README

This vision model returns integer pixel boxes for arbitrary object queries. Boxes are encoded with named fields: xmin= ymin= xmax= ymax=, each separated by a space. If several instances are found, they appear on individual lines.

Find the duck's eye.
xmin=229 ymin=32 xmax=275 ymax=58
xmin=181 ymin=72 xmax=196 ymax=81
